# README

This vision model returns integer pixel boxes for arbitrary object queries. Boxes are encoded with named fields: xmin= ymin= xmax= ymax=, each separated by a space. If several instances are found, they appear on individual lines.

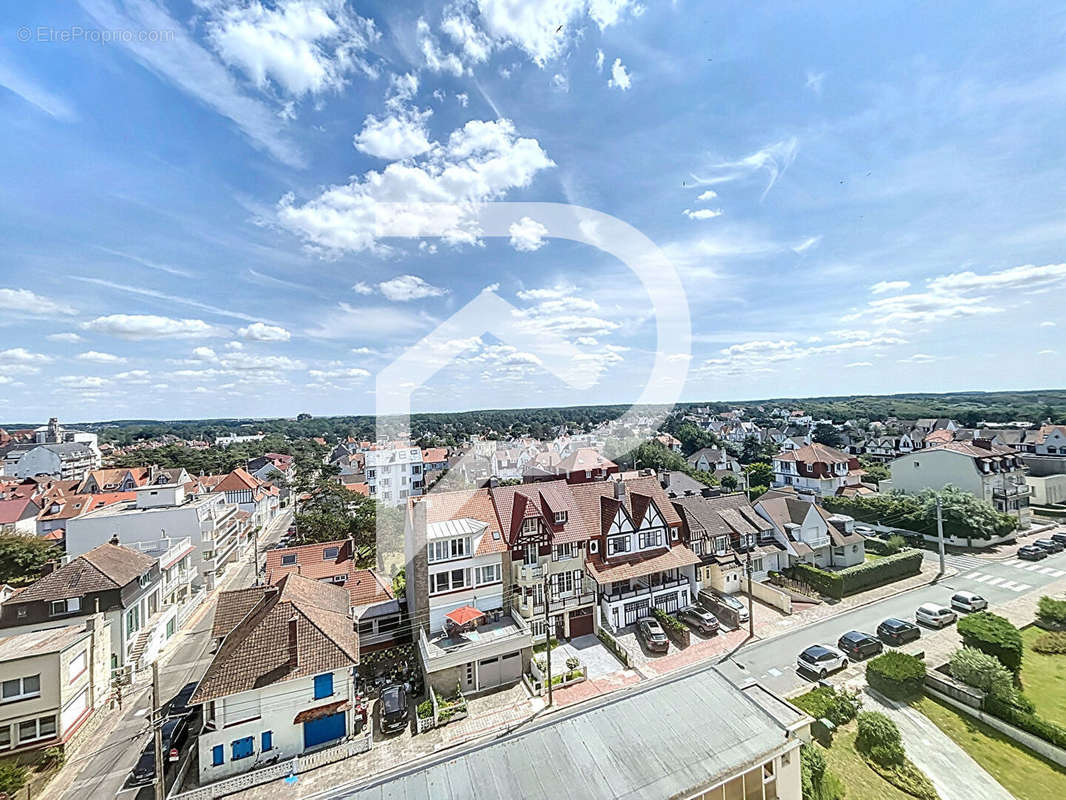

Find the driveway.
xmin=552 ymin=635 xmax=623 ymax=679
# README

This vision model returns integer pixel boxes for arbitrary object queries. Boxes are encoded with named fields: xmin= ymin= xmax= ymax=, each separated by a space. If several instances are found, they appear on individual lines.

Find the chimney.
xmin=109 ymin=533 xmax=120 ymax=546
xmin=613 ymin=479 xmax=625 ymax=500
xmin=288 ymin=612 xmax=299 ymax=667
xmin=973 ymin=438 xmax=993 ymax=450
xmin=662 ymin=472 xmax=671 ymax=488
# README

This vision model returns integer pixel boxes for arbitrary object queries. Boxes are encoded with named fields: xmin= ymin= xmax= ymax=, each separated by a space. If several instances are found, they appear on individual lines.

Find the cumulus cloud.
xmin=870 ymin=280 xmax=911 ymax=294
xmin=378 ymin=275 xmax=449 ymax=301
xmin=76 ymin=350 xmax=127 ymax=364
xmin=352 ymin=282 xmax=375 ymax=295
xmin=239 ymin=322 xmax=292 ymax=341
xmin=278 ymin=118 xmax=554 ymax=254
xmin=0 ymin=288 xmax=76 ymax=316
xmin=683 ymin=208 xmax=722 ymax=220
xmin=353 ymin=107 xmax=434 ymax=160
xmin=47 ymin=332 xmax=83 ymax=343
xmin=0 ymin=348 xmax=52 ymax=364
xmin=509 ymin=216 xmax=549 ymax=251
xmin=608 ymin=57 xmax=631 ymax=90
xmin=83 ymin=314 xmax=224 ymax=340
xmin=696 ymin=189 xmax=717 ymax=201
xmin=697 ymin=332 xmax=906 ymax=376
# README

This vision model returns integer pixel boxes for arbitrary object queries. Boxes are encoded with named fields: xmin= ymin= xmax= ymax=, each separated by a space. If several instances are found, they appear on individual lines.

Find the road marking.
xmin=985 ymin=577 xmax=1005 ymax=586
xmin=973 ymin=574 xmax=994 ymax=582
xmin=964 ymin=571 xmax=981 ymax=579
xmin=1004 ymin=559 xmax=1022 ymax=567
xmin=768 ymin=667 xmax=781 ymax=677
xmin=1013 ymin=583 xmax=1032 ymax=592
xmin=1023 ymin=564 xmax=1042 ymax=571
xmin=1000 ymin=580 xmax=1019 ymax=590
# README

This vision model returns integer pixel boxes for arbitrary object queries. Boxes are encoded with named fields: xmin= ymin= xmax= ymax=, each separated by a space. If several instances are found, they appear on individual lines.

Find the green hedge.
xmin=1037 ymin=596 xmax=1066 ymax=627
xmin=864 ymin=536 xmax=904 ymax=556
xmin=786 ymin=550 xmax=923 ymax=599
xmin=985 ymin=696 xmax=1066 ymax=749
xmin=597 ymin=627 xmax=630 ymax=668
xmin=866 ymin=651 xmax=926 ymax=700
xmin=957 ymin=611 xmax=1023 ymax=673
xmin=791 ymin=686 xmax=862 ymax=726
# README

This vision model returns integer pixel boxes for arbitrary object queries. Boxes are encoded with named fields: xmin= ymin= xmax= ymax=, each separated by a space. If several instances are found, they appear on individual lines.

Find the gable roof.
xmin=774 ymin=442 xmax=851 ymax=464
xmin=557 ymin=448 xmax=616 ymax=475
xmin=672 ymin=493 xmax=771 ymax=539
xmin=13 ymin=543 xmax=154 ymax=603
xmin=265 ymin=540 xmax=352 ymax=584
xmin=490 ymin=480 xmax=582 ymax=544
xmin=567 ymin=476 xmax=682 ymax=542
xmin=192 ymin=573 xmax=358 ymax=704
xmin=0 ymin=497 xmax=40 ymax=524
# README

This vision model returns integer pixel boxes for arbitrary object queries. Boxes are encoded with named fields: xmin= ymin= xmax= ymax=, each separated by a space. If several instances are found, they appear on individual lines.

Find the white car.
xmin=797 ymin=645 xmax=849 ymax=678
xmin=916 ymin=603 xmax=957 ymax=628
xmin=950 ymin=591 xmax=988 ymax=613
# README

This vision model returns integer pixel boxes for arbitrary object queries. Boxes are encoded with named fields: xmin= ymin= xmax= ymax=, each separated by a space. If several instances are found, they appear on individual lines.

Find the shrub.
xmin=801 ymin=745 xmax=845 ymax=800
xmin=838 ymin=550 xmax=924 ymax=595
xmin=565 ymin=656 xmax=580 ymax=671
xmin=856 ymin=711 xmax=905 ymax=766
xmin=0 ymin=762 xmax=27 ymax=797
xmin=957 ymin=612 xmax=1023 ymax=673
xmin=985 ymin=696 xmax=1066 ymax=749
xmin=864 ymin=535 xmax=905 ymax=556
xmin=788 ymin=563 xmax=841 ymax=598
xmin=652 ymin=607 xmax=685 ymax=633
xmin=416 ymin=700 xmax=433 ymax=719
xmin=39 ymin=745 xmax=66 ymax=770
xmin=866 ymin=758 xmax=939 ymax=800
xmin=949 ymin=646 xmax=1017 ymax=703
xmin=867 ymin=651 xmax=926 ymax=700
xmin=792 ymin=685 xmax=862 ymax=726
xmin=1037 ymin=596 xmax=1066 ymax=627
xmin=1032 ymin=630 xmax=1066 ymax=654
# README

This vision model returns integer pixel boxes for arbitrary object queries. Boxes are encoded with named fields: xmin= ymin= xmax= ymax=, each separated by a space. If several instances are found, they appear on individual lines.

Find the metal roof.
xmin=342 ymin=666 xmax=806 ymax=800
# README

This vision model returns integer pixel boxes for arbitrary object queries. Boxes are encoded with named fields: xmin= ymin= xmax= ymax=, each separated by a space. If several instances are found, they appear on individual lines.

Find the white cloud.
xmin=83 ymin=314 xmax=223 ymax=340
xmin=352 ymin=282 xmax=375 ymax=295
xmin=441 ymin=6 xmax=494 ymax=64
xmin=417 ymin=18 xmax=466 ymax=76
xmin=692 ymin=137 xmax=799 ymax=200
xmin=76 ymin=350 xmax=127 ymax=364
xmin=0 ymin=348 xmax=52 ymax=364
xmin=77 ymin=0 xmax=302 ymax=165
xmin=608 ymin=57 xmax=631 ymax=90
xmin=845 ymin=361 xmax=873 ymax=368
xmin=805 ymin=70 xmax=825 ymax=94
xmin=683 ymin=208 xmax=722 ymax=220
xmin=306 ymin=303 xmax=430 ymax=339
xmin=239 ymin=322 xmax=292 ymax=342
xmin=927 ymin=262 xmax=1066 ymax=294
xmin=897 ymin=353 xmax=938 ymax=363
xmin=204 ymin=0 xmax=378 ymax=96
xmin=1039 ymin=349 xmax=1057 ymax=356
xmin=0 ymin=288 xmax=77 ymax=316
xmin=308 ymin=365 xmax=371 ymax=380
xmin=0 ymin=57 xmax=76 ymax=120
xmin=697 ymin=332 xmax=906 ymax=376
xmin=353 ymin=107 xmax=434 ymax=160
xmin=792 ymin=235 xmax=822 ymax=253
xmin=278 ymin=118 xmax=554 ymax=254
xmin=378 ymin=275 xmax=449 ymax=301
xmin=696 ymin=189 xmax=717 ymax=201
xmin=56 ymin=375 xmax=111 ymax=389
xmin=509 ymin=216 xmax=549 ymax=251
xmin=47 ymin=332 xmax=83 ymax=343
xmin=595 ymin=48 xmax=604 ymax=72
xmin=870 ymin=280 xmax=911 ymax=294
xmin=1040 ymin=321 xmax=1056 ymax=327
xmin=456 ymin=92 xmax=469 ymax=107
xmin=551 ymin=73 xmax=569 ymax=92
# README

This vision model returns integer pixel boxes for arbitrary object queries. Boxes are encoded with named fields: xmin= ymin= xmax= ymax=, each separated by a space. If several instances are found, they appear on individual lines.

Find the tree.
xmin=957 ymin=611 xmax=1024 ymax=673
xmin=0 ymin=762 xmax=26 ymax=797
xmin=858 ymin=456 xmax=890 ymax=485
xmin=294 ymin=485 xmax=377 ymax=553
xmin=744 ymin=461 xmax=774 ymax=488
xmin=0 ymin=535 xmax=61 ymax=585
xmin=672 ymin=422 xmax=721 ymax=456
xmin=812 ymin=423 xmax=843 ymax=448
xmin=720 ymin=473 xmax=739 ymax=491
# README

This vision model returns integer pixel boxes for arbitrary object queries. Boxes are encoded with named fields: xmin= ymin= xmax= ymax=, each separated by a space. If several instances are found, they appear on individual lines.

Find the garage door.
xmin=569 ymin=608 xmax=594 ymax=637
xmin=500 ymin=651 xmax=522 ymax=684
xmin=654 ymin=591 xmax=681 ymax=614
xmin=623 ymin=599 xmax=650 ymax=626
xmin=478 ymin=656 xmax=501 ymax=689
xmin=303 ymin=712 xmax=345 ymax=749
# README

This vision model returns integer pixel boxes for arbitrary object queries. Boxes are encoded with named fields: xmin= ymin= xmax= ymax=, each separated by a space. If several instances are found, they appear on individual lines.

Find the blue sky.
xmin=1 ymin=1 xmax=1065 ymax=422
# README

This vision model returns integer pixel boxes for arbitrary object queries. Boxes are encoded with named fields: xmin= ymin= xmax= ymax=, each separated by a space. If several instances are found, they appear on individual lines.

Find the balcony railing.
xmin=603 ymin=576 xmax=690 ymax=604
xmin=993 ymin=485 xmax=1031 ymax=499
xmin=801 ymin=535 xmax=831 ymax=550
xmin=516 ymin=563 xmax=543 ymax=582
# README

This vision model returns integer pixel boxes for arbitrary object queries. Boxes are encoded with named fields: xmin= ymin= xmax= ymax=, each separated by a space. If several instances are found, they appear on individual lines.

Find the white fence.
xmin=167 ymin=732 xmax=372 ymax=800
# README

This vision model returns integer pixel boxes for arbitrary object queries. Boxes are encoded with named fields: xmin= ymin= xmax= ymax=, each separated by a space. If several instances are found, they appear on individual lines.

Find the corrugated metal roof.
xmin=344 ymin=667 xmax=804 ymax=800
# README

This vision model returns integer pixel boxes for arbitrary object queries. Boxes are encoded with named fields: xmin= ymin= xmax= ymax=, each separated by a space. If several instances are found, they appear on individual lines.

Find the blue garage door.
xmin=303 ymin=712 xmax=345 ymax=749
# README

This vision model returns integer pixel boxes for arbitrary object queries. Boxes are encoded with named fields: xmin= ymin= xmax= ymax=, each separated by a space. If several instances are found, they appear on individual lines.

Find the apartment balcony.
xmin=515 ymin=563 xmax=544 ymax=583
xmin=801 ymin=535 xmax=831 ymax=550
xmin=419 ymin=609 xmax=532 ymax=672
xmin=603 ymin=575 xmax=691 ymax=604
xmin=993 ymin=485 xmax=1031 ymax=499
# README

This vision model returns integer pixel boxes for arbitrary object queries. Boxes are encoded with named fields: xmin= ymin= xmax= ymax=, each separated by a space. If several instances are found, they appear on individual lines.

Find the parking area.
xmin=551 ymin=634 xmax=624 ymax=679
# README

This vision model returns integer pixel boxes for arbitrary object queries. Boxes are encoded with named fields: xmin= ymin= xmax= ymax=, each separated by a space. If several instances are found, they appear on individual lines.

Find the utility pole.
xmin=745 ymin=548 xmax=755 ymax=639
xmin=936 ymin=495 xmax=946 ymax=576
xmin=252 ymin=525 xmax=260 ymax=585
xmin=152 ymin=662 xmax=164 ymax=800
xmin=543 ymin=574 xmax=553 ymax=706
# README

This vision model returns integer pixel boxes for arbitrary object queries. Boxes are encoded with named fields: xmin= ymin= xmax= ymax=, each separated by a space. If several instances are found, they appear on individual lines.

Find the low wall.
xmin=925 ymin=687 xmax=1066 ymax=769
xmin=748 ymin=580 xmax=792 ymax=614
xmin=924 ymin=672 xmax=982 ymax=709
xmin=867 ymin=523 xmax=1017 ymax=550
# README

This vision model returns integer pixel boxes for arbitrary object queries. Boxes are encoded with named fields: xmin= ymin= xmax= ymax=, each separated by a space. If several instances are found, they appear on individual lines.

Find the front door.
xmin=303 ymin=712 xmax=345 ymax=749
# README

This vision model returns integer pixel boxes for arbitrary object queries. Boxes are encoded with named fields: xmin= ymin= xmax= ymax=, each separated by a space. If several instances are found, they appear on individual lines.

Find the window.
xmin=2 ymin=675 xmax=41 ymax=703
xmin=475 ymin=564 xmax=501 ymax=585
xmin=554 ymin=511 xmax=568 ymax=524
xmin=428 ymin=537 xmax=467 ymax=563
xmin=588 ymin=540 xmax=599 ymax=554
xmin=231 ymin=736 xmax=254 ymax=760
xmin=690 ymin=539 xmax=702 ymax=555
xmin=429 ymin=568 xmax=469 ymax=594
xmin=0 ymin=725 xmax=9 ymax=749
xmin=261 ymin=731 xmax=273 ymax=751
xmin=714 ymin=536 xmax=730 ymax=555
xmin=522 ymin=517 xmax=538 ymax=535
xmin=281 ymin=554 xmax=297 ymax=566
xmin=50 ymin=597 xmax=80 ymax=616
xmin=607 ymin=536 xmax=631 ymax=555
xmin=322 ymin=547 xmax=339 ymax=560
xmin=313 ymin=673 xmax=334 ymax=700
xmin=638 ymin=531 xmax=663 ymax=549
xmin=211 ymin=745 xmax=224 ymax=766
xmin=69 ymin=650 xmax=87 ymax=681
xmin=552 ymin=542 xmax=574 ymax=561
xmin=752 ymin=558 xmax=764 ymax=572
xmin=17 ymin=716 xmax=55 ymax=744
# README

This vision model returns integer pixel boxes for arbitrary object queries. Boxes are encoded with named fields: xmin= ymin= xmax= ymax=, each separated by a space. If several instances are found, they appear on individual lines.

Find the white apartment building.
xmin=365 ymin=447 xmax=424 ymax=506
xmin=887 ymin=439 xmax=1032 ymax=528
xmin=65 ymin=484 xmax=243 ymax=590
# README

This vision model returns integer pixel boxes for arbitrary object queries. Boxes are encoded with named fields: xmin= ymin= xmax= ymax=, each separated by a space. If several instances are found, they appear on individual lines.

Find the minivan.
xmin=950 ymin=591 xmax=987 ymax=613
xmin=916 ymin=603 xmax=957 ymax=628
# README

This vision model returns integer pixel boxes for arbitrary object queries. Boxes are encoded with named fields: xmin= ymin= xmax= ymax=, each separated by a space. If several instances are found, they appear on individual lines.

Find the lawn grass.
xmin=1020 ymin=625 xmax=1066 ymax=727
xmin=816 ymin=724 xmax=913 ymax=800
xmin=915 ymin=696 xmax=1066 ymax=800
xmin=864 ymin=552 xmax=884 ymax=562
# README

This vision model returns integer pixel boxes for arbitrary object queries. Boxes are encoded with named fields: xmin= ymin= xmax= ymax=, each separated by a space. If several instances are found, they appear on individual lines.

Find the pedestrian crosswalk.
xmin=1000 ymin=559 xmax=1066 ymax=577
xmin=954 ymin=558 xmax=1065 ymax=593
xmin=959 ymin=572 xmax=1032 ymax=592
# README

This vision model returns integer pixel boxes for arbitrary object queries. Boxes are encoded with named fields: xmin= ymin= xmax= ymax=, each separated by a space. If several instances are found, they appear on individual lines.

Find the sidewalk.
xmin=862 ymin=689 xmax=1013 ymax=800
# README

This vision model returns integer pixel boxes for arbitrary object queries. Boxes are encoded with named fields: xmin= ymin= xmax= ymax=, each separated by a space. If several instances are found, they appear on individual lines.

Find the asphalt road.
xmin=57 ymin=508 xmax=292 ymax=800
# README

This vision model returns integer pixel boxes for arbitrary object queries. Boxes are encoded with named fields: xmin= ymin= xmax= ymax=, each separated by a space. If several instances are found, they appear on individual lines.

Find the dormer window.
xmin=323 ymin=547 xmax=339 ymax=560
xmin=553 ymin=511 xmax=567 ymax=524
xmin=522 ymin=518 xmax=538 ymax=535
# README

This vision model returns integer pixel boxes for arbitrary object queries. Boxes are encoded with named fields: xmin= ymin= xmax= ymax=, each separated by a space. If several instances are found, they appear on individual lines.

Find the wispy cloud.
xmin=0 ymin=56 xmax=76 ymax=120
xmin=692 ymin=137 xmax=799 ymax=200
xmin=68 ymin=276 xmax=271 ymax=324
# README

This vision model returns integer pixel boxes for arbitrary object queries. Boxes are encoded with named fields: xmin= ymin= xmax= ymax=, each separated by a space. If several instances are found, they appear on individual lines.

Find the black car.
xmin=165 ymin=682 xmax=198 ymax=719
xmin=1050 ymin=532 xmax=1066 ymax=547
xmin=130 ymin=716 xmax=189 ymax=786
xmin=1018 ymin=544 xmax=1049 ymax=561
xmin=1034 ymin=539 xmax=1064 ymax=554
xmin=677 ymin=605 xmax=719 ymax=635
xmin=837 ymin=630 xmax=884 ymax=660
xmin=378 ymin=684 xmax=409 ymax=734
xmin=876 ymin=618 xmax=921 ymax=645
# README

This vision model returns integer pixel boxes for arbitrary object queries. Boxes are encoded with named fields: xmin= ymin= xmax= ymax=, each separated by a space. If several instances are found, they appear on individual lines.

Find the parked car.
xmin=836 ymin=630 xmax=884 ymax=661
xmin=129 ymin=716 xmax=189 ymax=786
xmin=1018 ymin=544 xmax=1049 ymax=561
xmin=797 ymin=645 xmax=848 ymax=678
xmin=950 ymin=591 xmax=988 ymax=613
xmin=637 ymin=617 xmax=670 ymax=652
xmin=677 ymin=605 xmax=719 ymax=635
xmin=877 ymin=617 xmax=921 ymax=645
xmin=165 ymin=681 xmax=199 ymax=719
xmin=1050 ymin=532 xmax=1066 ymax=547
xmin=1034 ymin=538 xmax=1064 ymax=554
xmin=701 ymin=590 xmax=749 ymax=625
xmin=855 ymin=525 xmax=875 ymax=536
xmin=916 ymin=603 xmax=957 ymax=628
xmin=378 ymin=684 xmax=409 ymax=734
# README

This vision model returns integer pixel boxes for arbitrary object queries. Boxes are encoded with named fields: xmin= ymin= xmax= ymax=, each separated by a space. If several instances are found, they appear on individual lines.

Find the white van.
xmin=916 ymin=603 xmax=957 ymax=628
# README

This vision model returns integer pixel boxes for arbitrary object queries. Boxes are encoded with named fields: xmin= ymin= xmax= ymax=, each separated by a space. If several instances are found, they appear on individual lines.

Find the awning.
xmin=445 ymin=605 xmax=485 ymax=626
xmin=293 ymin=700 xmax=350 ymax=725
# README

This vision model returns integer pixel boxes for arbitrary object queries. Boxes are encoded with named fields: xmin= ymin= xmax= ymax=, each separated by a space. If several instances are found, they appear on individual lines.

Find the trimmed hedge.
xmin=985 ymin=696 xmax=1066 ymax=749
xmin=957 ymin=612 xmax=1023 ymax=673
xmin=1037 ymin=596 xmax=1066 ymax=627
xmin=786 ymin=550 xmax=923 ymax=599
xmin=864 ymin=535 xmax=904 ymax=556
xmin=866 ymin=651 xmax=926 ymax=700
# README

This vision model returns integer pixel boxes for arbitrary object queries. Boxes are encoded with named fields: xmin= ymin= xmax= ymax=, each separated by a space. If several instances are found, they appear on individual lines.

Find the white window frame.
xmin=553 ymin=511 xmax=567 ymax=524
xmin=522 ymin=518 xmax=538 ymax=535
xmin=16 ymin=715 xmax=55 ymax=745
xmin=1 ymin=675 xmax=41 ymax=704
xmin=475 ymin=564 xmax=501 ymax=586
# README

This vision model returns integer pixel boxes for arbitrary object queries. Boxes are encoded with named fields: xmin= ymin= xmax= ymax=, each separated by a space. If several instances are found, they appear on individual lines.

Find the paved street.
xmin=49 ymin=508 xmax=292 ymax=800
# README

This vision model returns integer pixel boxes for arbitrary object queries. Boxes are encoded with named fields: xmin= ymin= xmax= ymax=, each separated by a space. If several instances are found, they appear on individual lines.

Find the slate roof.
xmin=13 ymin=544 xmax=154 ymax=603
xmin=192 ymin=573 xmax=358 ymax=704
